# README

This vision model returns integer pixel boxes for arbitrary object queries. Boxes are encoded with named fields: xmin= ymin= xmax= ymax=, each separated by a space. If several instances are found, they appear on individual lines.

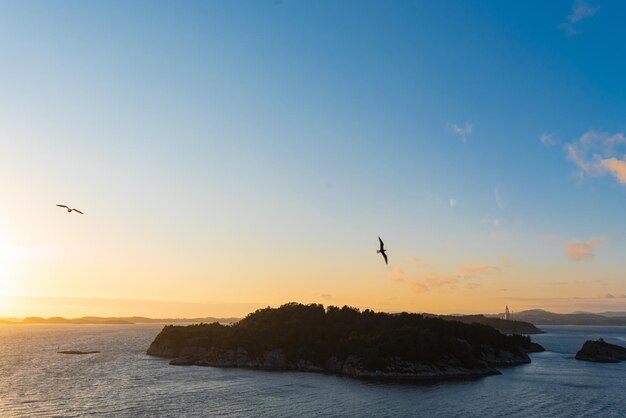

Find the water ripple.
xmin=2 ymin=324 xmax=626 ymax=416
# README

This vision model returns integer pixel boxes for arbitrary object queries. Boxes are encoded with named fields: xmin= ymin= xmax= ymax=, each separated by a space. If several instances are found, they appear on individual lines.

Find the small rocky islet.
xmin=575 ymin=338 xmax=626 ymax=363
xmin=147 ymin=303 xmax=544 ymax=382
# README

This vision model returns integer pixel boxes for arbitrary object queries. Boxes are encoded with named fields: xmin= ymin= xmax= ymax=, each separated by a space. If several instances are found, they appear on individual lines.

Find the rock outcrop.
xmin=151 ymin=344 xmax=527 ymax=381
xmin=575 ymin=338 xmax=626 ymax=363
xmin=523 ymin=341 xmax=546 ymax=353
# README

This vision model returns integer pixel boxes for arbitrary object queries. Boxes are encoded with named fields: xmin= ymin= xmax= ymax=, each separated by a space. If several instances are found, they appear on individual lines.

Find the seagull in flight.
xmin=377 ymin=237 xmax=388 ymax=264
xmin=56 ymin=204 xmax=84 ymax=214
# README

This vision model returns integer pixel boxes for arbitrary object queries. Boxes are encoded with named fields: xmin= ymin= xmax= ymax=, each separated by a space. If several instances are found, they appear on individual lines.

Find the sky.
xmin=1 ymin=0 xmax=626 ymax=317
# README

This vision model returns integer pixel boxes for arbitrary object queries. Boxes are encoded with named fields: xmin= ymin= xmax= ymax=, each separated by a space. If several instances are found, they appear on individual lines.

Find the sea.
xmin=1 ymin=324 xmax=625 ymax=417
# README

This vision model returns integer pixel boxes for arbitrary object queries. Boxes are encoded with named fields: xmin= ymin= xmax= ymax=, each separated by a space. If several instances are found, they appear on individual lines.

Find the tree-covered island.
xmin=147 ymin=303 xmax=544 ymax=382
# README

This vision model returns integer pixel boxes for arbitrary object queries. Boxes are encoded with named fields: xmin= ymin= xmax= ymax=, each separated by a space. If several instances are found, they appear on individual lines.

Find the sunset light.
xmin=2 ymin=1 xmax=626 ymax=416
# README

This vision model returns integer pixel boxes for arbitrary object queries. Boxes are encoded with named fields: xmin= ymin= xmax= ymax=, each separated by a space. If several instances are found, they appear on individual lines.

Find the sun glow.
xmin=0 ymin=237 xmax=14 ymax=291
xmin=0 ymin=233 xmax=40 ymax=294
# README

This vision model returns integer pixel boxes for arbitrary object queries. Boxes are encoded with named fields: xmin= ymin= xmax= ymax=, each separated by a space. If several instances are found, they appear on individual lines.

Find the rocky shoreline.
xmin=147 ymin=339 xmax=542 ymax=382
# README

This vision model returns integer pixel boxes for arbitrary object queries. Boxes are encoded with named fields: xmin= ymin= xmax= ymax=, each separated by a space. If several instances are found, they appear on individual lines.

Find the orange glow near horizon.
xmin=2 ymin=1 xmax=626 ymax=319
xmin=1 ymin=208 xmax=626 ymax=318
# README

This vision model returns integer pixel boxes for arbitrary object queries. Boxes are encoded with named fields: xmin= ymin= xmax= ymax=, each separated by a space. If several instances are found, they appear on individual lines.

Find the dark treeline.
xmin=153 ymin=303 xmax=535 ymax=371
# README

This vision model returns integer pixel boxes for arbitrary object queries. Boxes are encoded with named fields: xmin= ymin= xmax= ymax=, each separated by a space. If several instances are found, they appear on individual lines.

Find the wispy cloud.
xmin=497 ymin=254 xmax=512 ymax=267
xmin=319 ymin=294 xmax=333 ymax=300
xmin=540 ymin=133 xmax=559 ymax=147
xmin=409 ymin=281 xmax=430 ymax=293
xmin=449 ymin=123 xmax=473 ymax=143
xmin=565 ymin=237 xmax=608 ymax=261
xmin=390 ymin=265 xmax=460 ymax=293
xmin=389 ymin=257 xmax=500 ymax=294
xmin=495 ymin=183 xmax=505 ymax=209
xmin=458 ymin=262 xmax=500 ymax=276
xmin=408 ymin=272 xmax=459 ymax=293
xmin=559 ymin=0 xmax=599 ymax=36
xmin=601 ymin=158 xmax=626 ymax=184
xmin=449 ymin=198 xmax=458 ymax=208
xmin=481 ymin=218 xmax=502 ymax=228
xmin=565 ymin=130 xmax=626 ymax=185
xmin=421 ymin=272 xmax=459 ymax=287
xmin=388 ymin=267 xmax=406 ymax=283
xmin=405 ymin=257 xmax=431 ymax=269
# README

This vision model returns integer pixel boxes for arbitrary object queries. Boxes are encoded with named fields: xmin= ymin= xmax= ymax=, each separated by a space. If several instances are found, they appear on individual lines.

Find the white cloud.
xmin=565 ymin=130 xmax=626 ymax=185
xmin=449 ymin=123 xmax=473 ymax=143
xmin=568 ymin=0 xmax=599 ymax=23
xmin=559 ymin=0 xmax=599 ymax=35
xmin=449 ymin=198 xmax=457 ymax=208
xmin=540 ymin=133 xmax=559 ymax=147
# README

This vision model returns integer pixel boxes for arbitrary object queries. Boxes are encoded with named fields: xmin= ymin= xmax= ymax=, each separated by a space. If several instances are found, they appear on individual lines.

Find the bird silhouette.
xmin=56 ymin=204 xmax=84 ymax=214
xmin=377 ymin=237 xmax=388 ymax=264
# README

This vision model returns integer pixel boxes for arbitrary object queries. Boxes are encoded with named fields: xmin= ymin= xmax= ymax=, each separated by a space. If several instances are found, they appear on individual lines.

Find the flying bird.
xmin=377 ymin=237 xmax=388 ymax=264
xmin=56 ymin=204 xmax=84 ymax=214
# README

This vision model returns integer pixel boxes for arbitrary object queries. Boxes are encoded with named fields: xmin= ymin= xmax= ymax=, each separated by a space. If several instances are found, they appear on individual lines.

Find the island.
xmin=147 ymin=303 xmax=544 ymax=382
xmin=575 ymin=338 xmax=626 ymax=363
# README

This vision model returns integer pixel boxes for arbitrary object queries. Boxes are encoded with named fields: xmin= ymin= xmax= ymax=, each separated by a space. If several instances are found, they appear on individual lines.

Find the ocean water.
xmin=1 ymin=324 xmax=625 ymax=417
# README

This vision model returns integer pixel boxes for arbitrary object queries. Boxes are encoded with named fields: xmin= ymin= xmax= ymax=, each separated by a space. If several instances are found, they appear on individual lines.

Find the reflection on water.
xmin=1 ymin=324 xmax=626 ymax=417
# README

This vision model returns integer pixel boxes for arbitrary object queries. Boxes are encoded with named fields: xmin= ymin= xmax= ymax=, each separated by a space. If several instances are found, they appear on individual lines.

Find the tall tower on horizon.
xmin=504 ymin=305 xmax=511 ymax=320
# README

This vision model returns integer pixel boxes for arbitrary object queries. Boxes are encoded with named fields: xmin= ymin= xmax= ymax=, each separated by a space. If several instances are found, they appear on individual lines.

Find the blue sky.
xmin=1 ymin=0 xmax=626 ymax=315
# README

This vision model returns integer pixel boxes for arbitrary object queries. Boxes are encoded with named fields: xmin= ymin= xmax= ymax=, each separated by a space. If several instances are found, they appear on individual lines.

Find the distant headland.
xmin=5 ymin=308 xmax=626 ymax=328
xmin=147 ymin=303 xmax=544 ymax=382
xmin=0 ymin=316 xmax=239 ymax=325
xmin=492 ymin=309 xmax=626 ymax=326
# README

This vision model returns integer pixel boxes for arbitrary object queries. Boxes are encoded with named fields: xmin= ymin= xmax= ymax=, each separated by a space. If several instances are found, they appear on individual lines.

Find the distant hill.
xmin=442 ymin=315 xmax=543 ymax=334
xmin=510 ymin=309 xmax=626 ymax=326
xmin=1 ymin=316 xmax=240 ymax=325
xmin=124 ymin=316 xmax=240 ymax=324
xmin=10 ymin=309 xmax=626 ymax=327
xmin=19 ymin=316 xmax=132 ymax=324
xmin=598 ymin=312 xmax=626 ymax=318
